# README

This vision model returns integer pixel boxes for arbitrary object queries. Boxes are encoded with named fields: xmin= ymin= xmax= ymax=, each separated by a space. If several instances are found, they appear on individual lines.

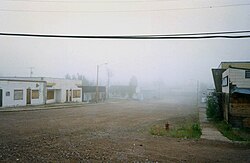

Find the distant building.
xmin=109 ymin=85 xmax=140 ymax=100
xmin=211 ymin=61 xmax=250 ymax=128
xmin=79 ymin=86 xmax=106 ymax=103
xmin=109 ymin=85 xmax=130 ymax=99
xmin=139 ymin=89 xmax=159 ymax=100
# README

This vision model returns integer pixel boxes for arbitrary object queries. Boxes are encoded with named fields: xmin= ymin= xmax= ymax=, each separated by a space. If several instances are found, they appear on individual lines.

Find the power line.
xmin=28 ymin=67 xmax=34 ymax=77
xmin=3 ymin=0 xmax=179 ymax=3
xmin=145 ymin=30 xmax=250 ymax=37
xmin=0 ymin=31 xmax=250 ymax=39
xmin=0 ymin=3 xmax=249 ymax=13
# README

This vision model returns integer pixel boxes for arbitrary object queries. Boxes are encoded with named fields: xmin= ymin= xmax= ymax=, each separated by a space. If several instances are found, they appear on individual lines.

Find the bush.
xmin=150 ymin=123 xmax=201 ymax=139
xmin=215 ymin=121 xmax=250 ymax=141
xmin=206 ymin=94 xmax=223 ymax=121
xmin=192 ymin=123 xmax=201 ymax=132
xmin=149 ymin=125 xmax=167 ymax=136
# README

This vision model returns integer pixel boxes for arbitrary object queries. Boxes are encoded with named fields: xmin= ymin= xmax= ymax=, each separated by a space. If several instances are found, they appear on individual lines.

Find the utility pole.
xmin=95 ymin=63 xmax=108 ymax=103
xmin=197 ymin=80 xmax=199 ymax=107
xmin=107 ymin=68 xmax=112 ymax=100
xmin=196 ymin=80 xmax=200 ymax=119
xmin=96 ymin=65 xmax=99 ymax=103
xmin=28 ymin=67 xmax=34 ymax=77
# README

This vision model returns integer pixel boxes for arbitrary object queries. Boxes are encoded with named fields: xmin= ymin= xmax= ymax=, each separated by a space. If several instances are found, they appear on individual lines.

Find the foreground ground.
xmin=0 ymin=99 xmax=249 ymax=162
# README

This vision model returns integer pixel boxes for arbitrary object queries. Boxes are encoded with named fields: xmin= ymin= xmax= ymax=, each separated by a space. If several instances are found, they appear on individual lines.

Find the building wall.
xmin=0 ymin=81 xmax=45 ymax=107
xmin=222 ymin=68 xmax=250 ymax=93
xmin=83 ymin=92 xmax=95 ymax=103
xmin=229 ymin=94 xmax=250 ymax=128
xmin=222 ymin=93 xmax=229 ymax=122
xmin=83 ymin=92 xmax=106 ymax=103
xmin=212 ymin=69 xmax=226 ymax=92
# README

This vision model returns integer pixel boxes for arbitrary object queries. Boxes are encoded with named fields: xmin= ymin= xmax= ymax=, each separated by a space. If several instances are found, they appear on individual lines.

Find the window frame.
xmin=32 ymin=90 xmax=39 ymax=99
xmin=222 ymin=76 xmax=228 ymax=87
xmin=6 ymin=91 xmax=10 ymax=96
xmin=73 ymin=90 xmax=81 ymax=98
xmin=245 ymin=70 xmax=250 ymax=78
xmin=47 ymin=90 xmax=54 ymax=100
xmin=14 ymin=90 xmax=23 ymax=100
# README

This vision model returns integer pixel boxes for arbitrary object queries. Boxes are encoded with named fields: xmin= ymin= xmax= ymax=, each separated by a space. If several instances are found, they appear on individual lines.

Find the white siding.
xmin=0 ymin=77 xmax=83 ymax=105
xmin=44 ymin=78 xmax=82 ymax=103
xmin=0 ymin=81 xmax=45 ymax=107
xmin=222 ymin=69 xmax=230 ymax=93
xmin=222 ymin=68 xmax=250 ymax=93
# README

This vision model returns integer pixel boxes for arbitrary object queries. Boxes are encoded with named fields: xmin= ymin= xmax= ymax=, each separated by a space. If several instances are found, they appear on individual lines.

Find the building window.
xmin=32 ymin=90 xmax=39 ymax=99
xmin=73 ymin=90 xmax=81 ymax=98
xmin=246 ymin=70 xmax=250 ymax=78
xmin=6 ymin=91 xmax=10 ymax=96
xmin=47 ymin=90 xmax=54 ymax=100
xmin=14 ymin=90 xmax=23 ymax=100
xmin=222 ymin=76 xmax=228 ymax=87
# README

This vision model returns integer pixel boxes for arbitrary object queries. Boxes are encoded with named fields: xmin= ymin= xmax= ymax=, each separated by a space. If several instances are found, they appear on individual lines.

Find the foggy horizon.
xmin=1 ymin=0 xmax=250 ymax=89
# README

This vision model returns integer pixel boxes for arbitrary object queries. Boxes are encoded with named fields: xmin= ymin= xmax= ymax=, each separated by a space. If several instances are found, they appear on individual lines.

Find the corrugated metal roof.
xmin=232 ymin=88 xmax=250 ymax=95
xmin=79 ymin=86 xmax=106 ymax=93
xmin=0 ymin=79 xmax=46 ymax=83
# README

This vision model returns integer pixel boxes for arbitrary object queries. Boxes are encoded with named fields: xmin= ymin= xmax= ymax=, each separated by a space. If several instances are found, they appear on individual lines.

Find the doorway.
xmin=69 ymin=90 xmax=72 ymax=102
xmin=26 ymin=89 xmax=31 ymax=105
xmin=0 ymin=89 xmax=2 ymax=107
xmin=66 ymin=90 xmax=68 ymax=102
xmin=66 ymin=90 xmax=72 ymax=102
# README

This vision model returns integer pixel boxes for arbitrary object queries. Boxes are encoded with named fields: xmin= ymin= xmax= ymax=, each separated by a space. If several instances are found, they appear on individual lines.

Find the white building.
xmin=43 ymin=77 xmax=82 ymax=104
xmin=221 ymin=67 xmax=250 ymax=128
xmin=0 ymin=77 xmax=82 ymax=108
xmin=0 ymin=79 xmax=46 ymax=107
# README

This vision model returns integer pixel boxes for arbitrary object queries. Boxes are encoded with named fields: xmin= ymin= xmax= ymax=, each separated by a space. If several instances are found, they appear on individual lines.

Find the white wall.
xmin=0 ymin=77 xmax=83 ymax=104
xmin=222 ymin=68 xmax=250 ymax=93
xmin=44 ymin=78 xmax=82 ymax=103
xmin=0 ymin=81 xmax=45 ymax=107
xmin=222 ymin=69 xmax=230 ymax=93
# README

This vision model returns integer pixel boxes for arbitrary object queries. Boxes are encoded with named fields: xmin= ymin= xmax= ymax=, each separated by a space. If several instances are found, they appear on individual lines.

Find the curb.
xmin=0 ymin=103 xmax=86 ymax=112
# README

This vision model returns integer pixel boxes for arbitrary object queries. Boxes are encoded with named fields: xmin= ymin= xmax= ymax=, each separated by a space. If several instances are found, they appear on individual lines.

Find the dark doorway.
xmin=69 ymin=90 xmax=72 ymax=102
xmin=0 ymin=89 xmax=2 ymax=107
xmin=66 ymin=90 xmax=68 ymax=102
xmin=26 ymin=89 xmax=31 ymax=105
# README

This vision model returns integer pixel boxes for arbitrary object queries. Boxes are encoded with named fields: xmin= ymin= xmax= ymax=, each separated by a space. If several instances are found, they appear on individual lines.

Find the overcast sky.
xmin=0 ymin=0 xmax=250 ymax=87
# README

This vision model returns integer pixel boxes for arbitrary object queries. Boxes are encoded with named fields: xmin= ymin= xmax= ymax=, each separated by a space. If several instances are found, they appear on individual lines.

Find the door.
xmin=26 ymin=89 xmax=31 ymax=105
xmin=69 ymin=90 xmax=72 ymax=102
xmin=66 ymin=90 xmax=68 ymax=102
xmin=0 ymin=89 xmax=2 ymax=107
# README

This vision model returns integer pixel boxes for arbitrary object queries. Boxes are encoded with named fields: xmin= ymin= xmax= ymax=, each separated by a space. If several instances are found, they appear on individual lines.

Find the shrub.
xmin=150 ymin=123 xmax=201 ymax=139
xmin=215 ymin=121 xmax=250 ymax=141
xmin=206 ymin=94 xmax=223 ymax=121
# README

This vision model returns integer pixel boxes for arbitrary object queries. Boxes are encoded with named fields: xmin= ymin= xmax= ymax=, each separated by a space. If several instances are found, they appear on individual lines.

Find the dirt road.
xmin=0 ymin=100 xmax=249 ymax=162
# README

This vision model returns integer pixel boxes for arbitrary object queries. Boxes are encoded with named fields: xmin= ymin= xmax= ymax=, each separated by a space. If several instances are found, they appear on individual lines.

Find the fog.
xmin=0 ymin=0 xmax=250 ymax=91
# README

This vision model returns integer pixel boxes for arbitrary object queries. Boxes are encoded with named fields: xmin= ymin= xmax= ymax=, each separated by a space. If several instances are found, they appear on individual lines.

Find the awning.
xmin=232 ymin=87 xmax=250 ymax=95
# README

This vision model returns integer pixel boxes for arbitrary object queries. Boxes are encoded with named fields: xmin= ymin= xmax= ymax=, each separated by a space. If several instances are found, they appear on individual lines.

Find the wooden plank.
xmin=243 ymin=118 xmax=250 ymax=128
xmin=230 ymin=104 xmax=250 ymax=116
